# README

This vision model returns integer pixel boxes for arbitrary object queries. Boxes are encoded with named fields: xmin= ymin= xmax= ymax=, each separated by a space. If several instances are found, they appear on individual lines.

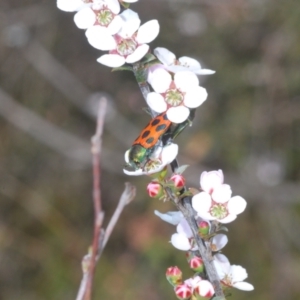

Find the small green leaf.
xmin=141 ymin=53 xmax=158 ymax=64
xmin=112 ymin=65 xmax=133 ymax=72
xmin=121 ymin=2 xmax=130 ymax=9
xmin=175 ymin=164 xmax=189 ymax=174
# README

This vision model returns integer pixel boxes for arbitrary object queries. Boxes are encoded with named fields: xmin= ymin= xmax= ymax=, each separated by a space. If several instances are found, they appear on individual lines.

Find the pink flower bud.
xmin=189 ymin=256 xmax=204 ymax=273
xmin=147 ymin=181 xmax=163 ymax=198
xmin=174 ymin=283 xmax=192 ymax=299
xmin=166 ymin=266 xmax=182 ymax=286
xmin=194 ymin=280 xmax=215 ymax=298
xmin=170 ymin=174 xmax=185 ymax=188
xmin=198 ymin=221 xmax=210 ymax=236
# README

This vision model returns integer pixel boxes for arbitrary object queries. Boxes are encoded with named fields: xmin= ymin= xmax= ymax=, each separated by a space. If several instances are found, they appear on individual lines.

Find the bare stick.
xmin=84 ymin=98 xmax=107 ymax=300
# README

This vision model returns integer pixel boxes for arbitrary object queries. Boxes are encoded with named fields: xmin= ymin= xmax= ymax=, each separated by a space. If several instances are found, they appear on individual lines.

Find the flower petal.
xmin=177 ymin=219 xmax=193 ymax=238
xmin=150 ymin=68 xmax=172 ymax=93
xmin=154 ymin=47 xmax=176 ymax=66
xmin=86 ymin=26 xmax=116 ymax=50
xmin=147 ymin=92 xmax=167 ymax=113
xmin=171 ymin=233 xmax=191 ymax=251
xmin=231 ymin=265 xmax=248 ymax=282
xmin=119 ymin=9 xmax=140 ymax=38
xmin=161 ymin=143 xmax=178 ymax=164
xmin=74 ymin=7 xmax=96 ymax=29
xmin=136 ymin=20 xmax=160 ymax=44
xmin=105 ymin=0 xmax=120 ymax=14
xmin=107 ymin=15 xmax=123 ymax=35
xmin=211 ymin=234 xmax=228 ymax=251
xmin=233 ymin=282 xmax=254 ymax=291
xmin=174 ymin=71 xmax=199 ymax=91
xmin=126 ymin=44 xmax=149 ymax=63
xmin=184 ymin=86 xmax=207 ymax=108
xmin=97 ymin=54 xmax=125 ymax=67
xmin=200 ymin=170 xmax=224 ymax=193
xmin=219 ymin=214 xmax=237 ymax=224
xmin=227 ymin=196 xmax=247 ymax=215
xmin=166 ymin=106 xmax=189 ymax=123
xmin=212 ymin=184 xmax=232 ymax=203
xmin=192 ymin=192 xmax=212 ymax=215
xmin=154 ymin=210 xmax=183 ymax=225
xmin=123 ymin=168 xmax=144 ymax=176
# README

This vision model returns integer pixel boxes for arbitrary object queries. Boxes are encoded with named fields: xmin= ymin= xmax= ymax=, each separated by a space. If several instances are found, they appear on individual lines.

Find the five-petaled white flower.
xmin=123 ymin=143 xmax=178 ymax=176
xmin=192 ymin=170 xmax=247 ymax=223
xmin=147 ymin=68 xmax=208 ymax=123
xmin=154 ymin=47 xmax=215 ymax=75
xmin=214 ymin=254 xmax=254 ymax=291
xmin=97 ymin=9 xmax=159 ymax=67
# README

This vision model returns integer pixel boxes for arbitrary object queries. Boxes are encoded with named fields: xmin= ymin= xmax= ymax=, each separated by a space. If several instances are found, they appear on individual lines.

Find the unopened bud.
xmin=174 ymin=283 xmax=192 ymax=299
xmin=170 ymin=174 xmax=186 ymax=189
xmin=189 ymin=256 xmax=204 ymax=273
xmin=194 ymin=280 xmax=215 ymax=298
xmin=198 ymin=221 xmax=210 ymax=236
xmin=147 ymin=181 xmax=163 ymax=198
xmin=166 ymin=266 xmax=182 ymax=286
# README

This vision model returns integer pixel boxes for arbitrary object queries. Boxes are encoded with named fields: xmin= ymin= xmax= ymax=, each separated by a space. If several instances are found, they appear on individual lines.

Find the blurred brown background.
xmin=0 ymin=0 xmax=299 ymax=299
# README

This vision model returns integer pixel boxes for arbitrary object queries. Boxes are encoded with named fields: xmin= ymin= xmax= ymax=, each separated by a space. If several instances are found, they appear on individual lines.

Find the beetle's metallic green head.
xmin=125 ymin=145 xmax=149 ymax=170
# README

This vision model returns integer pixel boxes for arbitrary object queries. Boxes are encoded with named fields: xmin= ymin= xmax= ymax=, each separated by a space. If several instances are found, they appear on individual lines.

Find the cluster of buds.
xmin=155 ymin=170 xmax=254 ymax=298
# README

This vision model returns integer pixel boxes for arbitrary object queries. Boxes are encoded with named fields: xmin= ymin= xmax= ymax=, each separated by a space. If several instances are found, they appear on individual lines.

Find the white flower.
xmin=74 ymin=0 xmax=123 ymax=30
xmin=154 ymin=210 xmax=184 ymax=225
xmin=171 ymin=219 xmax=194 ymax=251
xmin=192 ymin=190 xmax=247 ymax=224
xmin=97 ymin=10 xmax=159 ymax=67
xmin=123 ymin=143 xmax=178 ymax=176
xmin=214 ymin=256 xmax=254 ymax=291
xmin=200 ymin=169 xmax=224 ymax=194
xmin=154 ymin=47 xmax=215 ymax=75
xmin=147 ymin=69 xmax=207 ymax=123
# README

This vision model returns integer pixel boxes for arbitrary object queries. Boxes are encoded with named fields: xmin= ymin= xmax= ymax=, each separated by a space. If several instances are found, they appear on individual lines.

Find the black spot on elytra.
xmin=146 ymin=137 xmax=154 ymax=145
xmin=155 ymin=124 xmax=167 ymax=132
xmin=151 ymin=118 xmax=160 ymax=126
xmin=163 ymin=114 xmax=168 ymax=120
xmin=141 ymin=130 xmax=150 ymax=139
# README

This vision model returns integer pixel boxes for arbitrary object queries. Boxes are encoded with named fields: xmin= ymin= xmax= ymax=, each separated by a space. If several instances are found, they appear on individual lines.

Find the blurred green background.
xmin=0 ymin=0 xmax=300 ymax=299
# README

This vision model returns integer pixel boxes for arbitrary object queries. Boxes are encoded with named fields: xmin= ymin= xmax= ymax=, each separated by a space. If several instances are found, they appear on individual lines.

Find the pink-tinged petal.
xmin=166 ymin=106 xmax=189 ymax=123
xmin=154 ymin=210 xmax=183 ymax=225
xmin=119 ymin=9 xmax=140 ymax=38
xmin=154 ymin=47 xmax=176 ymax=66
xmin=197 ymin=280 xmax=215 ymax=297
xmin=161 ymin=143 xmax=178 ymax=164
xmin=233 ymin=282 xmax=254 ymax=291
xmin=212 ymin=184 xmax=232 ymax=203
xmin=147 ymin=92 xmax=167 ymax=113
xmin=177 ymin=219 xmax=193 ymax=238
xmin=174 ymin=71 xmax=199 ymax=91
xmin=171 ymin=233 xmax=191 ymax=251
xmin=86 ymin=26 xmax=116 ymax=50
xmin=126 ymin=44 xmax=149 ymax=63
xmin=136 ymin=20 xmax=160 ymax=44
xmin=192 ymin=192 xmax=212 ymax=214
xmin=57 ymin=0 xmax=86 ymax=12
xmin=183 ymin=86 xmax=207 ymax=108
xmin=150 ymin=68 xmax=172 ymax=93
xmin=74 ymin=7 xmax=96 ymax=29
xmin=227 ymin=196 xmax=247 ymax=215
xmin=107 ymin=15 xmax=123 ymax=35
xmin=211 ymin=234 xmax=228 ymax=251
xmin=123 ymin=168 xmax=144 ymax=176
xmin=106 ymin=0 xmax=120 ymax=14
xmin=97 ymin=54 xmax=125 ymax=67
xmin=231 ymin=265 xmax=248 ymax=281
xmin=200 ymin=170 xmax=224 ymax=193
xmin=219 ymin=213 xmax=236 ymax=224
